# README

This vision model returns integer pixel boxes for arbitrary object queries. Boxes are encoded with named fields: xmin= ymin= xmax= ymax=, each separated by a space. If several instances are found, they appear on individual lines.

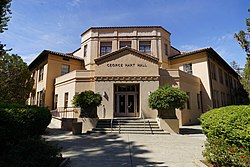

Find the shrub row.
xmin=0 ymin=103 xmax=51 ymax=138
xmin=0 ymin=104 xmax=62 ymax=167
xmin=200 ymin=105 xmax=250 ymax=166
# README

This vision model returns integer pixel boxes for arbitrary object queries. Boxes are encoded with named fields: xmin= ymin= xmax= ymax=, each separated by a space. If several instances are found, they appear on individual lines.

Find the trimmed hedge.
xmin=200 ymin=105 xmax=250 ymax=166
xmin=0 ymin=104 xmax=51 ymax=137
xmin=0 ymin=104 xmax=61 ymax=167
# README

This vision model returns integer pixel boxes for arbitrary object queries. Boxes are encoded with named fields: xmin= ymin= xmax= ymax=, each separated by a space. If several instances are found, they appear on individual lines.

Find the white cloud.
xmin=207 ymin=33 xmax=246 ymax=67
xmin=21 ymin=53 xmax=39 ymax=64
xmin=179 ymin=44 xmax=200 ymax=52
xmin=69 ymin=0 xmax=81 ymax=7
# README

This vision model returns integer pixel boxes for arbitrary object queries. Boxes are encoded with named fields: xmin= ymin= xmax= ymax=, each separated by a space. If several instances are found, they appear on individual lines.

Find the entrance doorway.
xmin=114 ymin=84 xmax=139 ymax=117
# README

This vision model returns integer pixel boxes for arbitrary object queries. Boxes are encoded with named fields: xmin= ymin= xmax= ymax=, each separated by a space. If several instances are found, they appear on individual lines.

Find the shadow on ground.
xmin=179 ymin=126 xmax=203 ymax=135
xmin=44 ymin=128 xmax=166 ymax=166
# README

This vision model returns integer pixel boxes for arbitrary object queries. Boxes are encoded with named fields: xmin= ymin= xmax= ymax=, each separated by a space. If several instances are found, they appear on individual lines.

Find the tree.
xmin=0 ymin=0 xmax=12 ymax=55
xmin=235 ymin=9 xmax=250 ymax=99
xmin=0 ymin=53 xmax=34 ymax=104
xmin=234 ymin=9 xmax=250 ymax=55
xmin=148 ymin=85 xmax=188 ymax=118
xmin=230 ymin=61 xmax=242 ymax=75
xmin=241 ymin=57 xmax=250 ymax=99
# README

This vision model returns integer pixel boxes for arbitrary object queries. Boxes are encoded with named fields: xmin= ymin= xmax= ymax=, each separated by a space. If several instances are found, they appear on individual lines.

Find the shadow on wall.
xmin=200 ymin=83 xmax=211 ymax=113
xmin=44 ymin=128 xmax=167 ymax=166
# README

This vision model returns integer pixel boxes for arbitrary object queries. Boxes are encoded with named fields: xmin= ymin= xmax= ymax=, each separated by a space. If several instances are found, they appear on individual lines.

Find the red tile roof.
xmin=29 ymin=50 xmax=83 ymax=70
xmin=169 ymin=47 xmax=240 ymax=77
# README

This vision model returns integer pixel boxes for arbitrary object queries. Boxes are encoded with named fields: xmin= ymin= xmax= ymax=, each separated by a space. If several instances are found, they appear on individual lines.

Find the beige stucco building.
xmin=28 ymin=26 xmax=242 ymax=126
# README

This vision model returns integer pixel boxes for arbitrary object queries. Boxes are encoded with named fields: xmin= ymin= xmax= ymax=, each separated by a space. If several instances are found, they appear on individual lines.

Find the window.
xmin=37 ymin=90 xmax=44 ymax=107
xmin=83 ymin=44 xmax=88 ymax=57
xmin=221 ymin=92 xmax=225 ymax=106
xmin=186 ymin=92 xmax=191 ymax=109
xmin=119 ymin=41 xmax=131 ymax=48
xmin=139 ymin=41 xmax=151 ymax=54
xmin=212 ymin=90 xmax=217 ymax=108
xmin=227 ymin=94 xmax=231 ymax=105
xmin=228 ymin=75 xmax=232 ymax=88
xmin=164 ymin=44 xmax=168 ymax=56
xmin=210 ymin=62 xmax=217 ymax=80
xmin=64 ymin=92 xmax=68 ymax=108
xmin=61 ymin=64 xmax=70 ymax=75
xmin=212 ymin=90 xmax=220 ymax=108
xmin=37 ymin=92 xmax=40 ymax=106
xmin=183 ymin=63 xmax=192 ymax=74
xmin=218 ymin=68 xmax=224 ymax=84
xmin=197 ymin=94 xmax=201 ymax=109
xmin=38 ymin=66 xmax=44 ymax=81
xmin=54 ymin=94 xmax=58 ymax=109
xmin=225 ymin=72 xmax=229 ymax=86
xmin=100 ymin=42 xmax=112 ymax=56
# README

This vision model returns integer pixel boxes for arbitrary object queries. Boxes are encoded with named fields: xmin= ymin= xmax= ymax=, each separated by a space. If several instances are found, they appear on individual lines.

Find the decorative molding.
xmin=95 ymin=76 xmax=159 ymax=81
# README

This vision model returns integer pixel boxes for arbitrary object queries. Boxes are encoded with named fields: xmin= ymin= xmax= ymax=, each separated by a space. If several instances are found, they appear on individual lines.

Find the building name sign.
xmin=107 ymin=63 xmax=147 ymax=68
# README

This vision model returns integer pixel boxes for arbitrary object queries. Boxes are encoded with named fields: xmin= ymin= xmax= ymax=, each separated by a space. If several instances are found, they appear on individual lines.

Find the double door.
xmin=115 ymin=93 xmax=138 ymax=117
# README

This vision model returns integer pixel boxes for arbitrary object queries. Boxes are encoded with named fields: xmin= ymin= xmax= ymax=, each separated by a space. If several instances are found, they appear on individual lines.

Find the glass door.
xmin=117 ymin=94 xmax=126 ymax=116
xmin=116 ymin=93 xmax=137 ymax=117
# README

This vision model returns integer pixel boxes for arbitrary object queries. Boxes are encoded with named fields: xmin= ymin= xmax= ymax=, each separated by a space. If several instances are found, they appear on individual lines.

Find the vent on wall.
xmin=63 ymin=57 xmax=69 ymax=61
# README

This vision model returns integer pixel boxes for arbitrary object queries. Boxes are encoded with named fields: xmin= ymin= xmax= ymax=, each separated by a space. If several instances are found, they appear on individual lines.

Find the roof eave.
xmin=81 ymin=26 xmax=171 ymax=37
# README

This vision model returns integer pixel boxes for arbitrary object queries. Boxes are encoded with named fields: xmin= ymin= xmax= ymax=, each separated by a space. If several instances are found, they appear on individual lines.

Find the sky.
xmin=1 ymin=0 xmax=249 ymax=67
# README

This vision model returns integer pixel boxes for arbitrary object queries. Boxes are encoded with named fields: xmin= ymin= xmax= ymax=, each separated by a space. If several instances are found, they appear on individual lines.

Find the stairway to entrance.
xmin=90 ymin=118 xmax=169 ymax=135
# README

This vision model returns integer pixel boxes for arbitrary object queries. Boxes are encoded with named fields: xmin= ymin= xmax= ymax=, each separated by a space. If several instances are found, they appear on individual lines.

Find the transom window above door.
xmin=100 ymin=42 xmax=112 ymax=56
xmin=119 ymin=41 xmax=131 ymax=48
xmin=114 ymin=84 xmax=139 ymax=92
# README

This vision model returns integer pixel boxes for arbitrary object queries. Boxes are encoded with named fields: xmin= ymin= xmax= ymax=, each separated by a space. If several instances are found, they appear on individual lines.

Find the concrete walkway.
xmin=44 ymin=122 xmax=206 ymax=167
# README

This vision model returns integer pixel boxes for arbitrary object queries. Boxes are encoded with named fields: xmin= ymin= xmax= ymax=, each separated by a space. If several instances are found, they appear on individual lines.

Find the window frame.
xmin=38 ymin=66 xmax=44 ymax=81
xmin=164 ymin=44 xmax=168 ymax=56
xmin=218 ymin=68 xmax=224 ymax=84
xmin=183 ymin=63 xmax=193 ymax=74
xmin=197 ymin=94 xmax=201 ymax=109
xmin=211 ymin=62 xmax=217 ymax=80
xmin=64 ymin=92 xmax=69 ymax=108
xmin=139 ymin=41 xmax=151 ymax=54
xmin=83 ymin=44 xmax=88 ymax=57
xmin=100 ymin=42 xmax=112 ymax=56
xmin=119 ymin=41 xmax=131 ymax=48
xmin=61 ymin=64 xmax=70 ymax=76
xmin=54 ymin=94 xmax=58 ymax=110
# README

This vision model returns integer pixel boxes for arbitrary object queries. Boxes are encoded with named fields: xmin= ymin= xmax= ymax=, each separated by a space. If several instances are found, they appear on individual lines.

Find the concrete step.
xmin=91 ymin=131 xmax=168 ymax=135
xmin=93 ymin=127 xmax=163 ymax=131
xmin=89 ymin=118 xmax=169 ymax=135
xmin=96 ymin=124 xmax=159 ymax=128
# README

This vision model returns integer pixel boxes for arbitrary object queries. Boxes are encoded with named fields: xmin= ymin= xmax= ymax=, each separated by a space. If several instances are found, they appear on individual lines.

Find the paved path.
xmin=44 ymin=124 xmax=206 ymax=167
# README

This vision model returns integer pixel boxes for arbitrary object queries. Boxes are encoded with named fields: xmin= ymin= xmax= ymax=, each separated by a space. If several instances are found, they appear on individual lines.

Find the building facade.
xmin=28 ymin=26 xmax=242 ymax=125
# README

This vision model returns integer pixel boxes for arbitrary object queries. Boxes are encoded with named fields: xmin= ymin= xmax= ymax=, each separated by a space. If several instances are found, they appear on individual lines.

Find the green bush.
xmin=0 ymin=103 xmax=51 ymax=137
xmin=148 ymin=85 xmax=188 ymax=118
xmin=72 ymin=90 xmax=102 ymax=117
xmin=0 ymin=104 xmax=61 ymax=167
xmin=200 ymin=105 xmax=250 ymax=166
xmin=72 ymin=90 xmax=102 ymax=109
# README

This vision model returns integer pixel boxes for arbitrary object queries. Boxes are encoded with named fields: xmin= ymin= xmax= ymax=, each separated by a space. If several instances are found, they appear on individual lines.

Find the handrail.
xmin=111 ymin=118 xmax=113 ymax=132
xmin=118 ymin=120 xmax=121 ymax=134
xmin=141 ymin=112 xmax=145 ymax=134
xmin=51 ymin=107 xmax=80 ymax=118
